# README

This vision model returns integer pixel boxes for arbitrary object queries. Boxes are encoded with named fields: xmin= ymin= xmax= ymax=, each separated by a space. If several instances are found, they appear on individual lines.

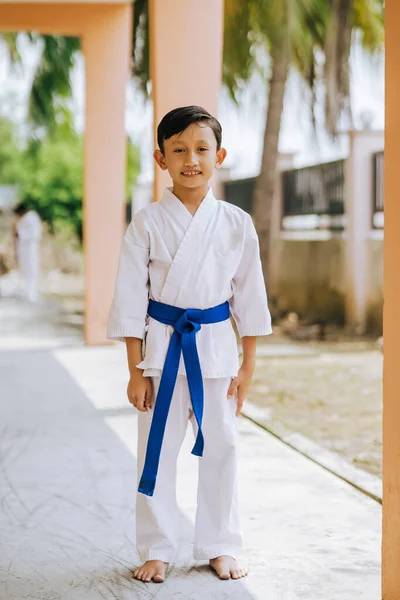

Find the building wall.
xmin=271 ymin=236 xmax=383 ymax=333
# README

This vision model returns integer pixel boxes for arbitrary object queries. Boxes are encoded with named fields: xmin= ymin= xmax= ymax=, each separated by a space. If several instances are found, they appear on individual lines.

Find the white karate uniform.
xmin=107 ymin=187 xmax=272 ymax=561
xmin=16 ymin=210 xmax=42 ymax=303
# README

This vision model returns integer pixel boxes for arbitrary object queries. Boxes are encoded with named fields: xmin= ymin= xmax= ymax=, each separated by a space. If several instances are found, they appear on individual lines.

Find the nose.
xmin=184 ymin=150 xmax=199 ymax=166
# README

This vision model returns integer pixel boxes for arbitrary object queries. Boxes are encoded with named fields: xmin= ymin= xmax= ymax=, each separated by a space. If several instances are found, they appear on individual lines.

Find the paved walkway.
xmin=0 ymin=296 xmax=382 ymax=599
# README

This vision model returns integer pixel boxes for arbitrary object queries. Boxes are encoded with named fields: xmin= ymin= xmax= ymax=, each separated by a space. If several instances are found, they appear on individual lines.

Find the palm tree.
xmin=223 ymin=0 xmax=384 ymax=281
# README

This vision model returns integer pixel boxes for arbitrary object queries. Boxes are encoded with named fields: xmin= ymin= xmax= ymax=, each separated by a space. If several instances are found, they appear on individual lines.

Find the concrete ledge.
xmin=243 ymin=402 xmax=382 ymax=504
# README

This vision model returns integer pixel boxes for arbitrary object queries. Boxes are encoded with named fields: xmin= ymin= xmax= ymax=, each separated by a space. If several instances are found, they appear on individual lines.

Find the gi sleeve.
xmin=107 ymin=210 xmax=150 ymax=341
xmin=229 ymin=213 xmax=273 ymax=338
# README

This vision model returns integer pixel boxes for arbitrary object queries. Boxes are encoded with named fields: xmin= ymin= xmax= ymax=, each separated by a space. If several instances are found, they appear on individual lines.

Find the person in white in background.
xmin=13 ymin=203 xmax=42 ymax=302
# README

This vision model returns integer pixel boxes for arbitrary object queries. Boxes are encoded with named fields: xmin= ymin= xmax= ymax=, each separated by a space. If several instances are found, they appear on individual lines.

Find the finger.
xmin=228 ymin=378 xmax=239 ymax=398
xmin=236 ymin=388 xmax=246 ymax=416
xmin=144 ymin=392 xmax=152 ymax=410
xmin=127 ymin=393 xmax=137 ymax=407
xmin=144 ymin=381 xmax=153 ymax=410
xmin=134 ymin=391 xmax=146 ymax=412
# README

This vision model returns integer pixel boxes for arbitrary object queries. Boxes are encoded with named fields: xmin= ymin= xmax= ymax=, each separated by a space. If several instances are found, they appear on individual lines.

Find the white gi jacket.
xmin=107 ymin=187 xmax=272 ymax=378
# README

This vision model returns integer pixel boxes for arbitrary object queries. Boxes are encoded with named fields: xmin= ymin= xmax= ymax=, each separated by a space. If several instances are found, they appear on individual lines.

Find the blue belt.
xmin=138 ymin=299 xmax=231 ymax=496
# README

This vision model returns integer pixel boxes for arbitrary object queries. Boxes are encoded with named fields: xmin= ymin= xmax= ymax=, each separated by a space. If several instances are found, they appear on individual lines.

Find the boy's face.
xmin=154 ymin=123 xmax=227 ymax=189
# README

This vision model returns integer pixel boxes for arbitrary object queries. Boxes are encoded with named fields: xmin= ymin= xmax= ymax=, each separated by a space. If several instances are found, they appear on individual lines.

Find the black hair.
xmin=13 ymin=202 xmax=29 ymax=215
xmin=157 ymin=105 xmax=222 ymax=154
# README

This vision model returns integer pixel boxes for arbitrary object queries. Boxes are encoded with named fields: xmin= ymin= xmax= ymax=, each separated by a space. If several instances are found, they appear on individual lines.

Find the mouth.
xmin=181 ymin=171 xmax=202 ymax=177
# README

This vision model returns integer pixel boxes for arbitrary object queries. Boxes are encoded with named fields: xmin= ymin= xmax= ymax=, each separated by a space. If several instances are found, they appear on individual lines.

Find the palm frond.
xmin=28 ymin=35 xmax=80 ymax=130
xmin=0 ymin=32 xmax=22 ymax=65
xmin=353 ymin=0 xmax=384 ymax=52
xmin=222 ymin=0 xmax=258 ymax=101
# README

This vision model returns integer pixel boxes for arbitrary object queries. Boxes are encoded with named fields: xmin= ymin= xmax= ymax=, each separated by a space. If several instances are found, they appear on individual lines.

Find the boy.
xmin=107 ymin=106 xmax=272 ymax=583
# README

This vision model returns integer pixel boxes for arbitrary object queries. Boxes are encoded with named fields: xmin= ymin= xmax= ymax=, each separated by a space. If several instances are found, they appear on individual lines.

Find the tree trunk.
xmin=252 ymin=38 xmax=290 ymax=285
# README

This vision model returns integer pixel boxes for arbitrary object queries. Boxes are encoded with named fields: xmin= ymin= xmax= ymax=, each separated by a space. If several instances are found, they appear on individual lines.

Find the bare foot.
xmin=133 ymin=560 xmax=168 ymax=583
xmin=209 ymin=555 xmax=248 ymax=580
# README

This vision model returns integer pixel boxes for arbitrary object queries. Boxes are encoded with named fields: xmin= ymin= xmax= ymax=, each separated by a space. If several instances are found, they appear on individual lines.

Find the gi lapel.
xmin=160 ymin=187 xmax=217 ymax=305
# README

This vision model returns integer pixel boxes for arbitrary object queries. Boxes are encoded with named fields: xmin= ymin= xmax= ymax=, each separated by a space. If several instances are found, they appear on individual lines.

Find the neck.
xmin=172 ymin=183 xmax=210 ymax=215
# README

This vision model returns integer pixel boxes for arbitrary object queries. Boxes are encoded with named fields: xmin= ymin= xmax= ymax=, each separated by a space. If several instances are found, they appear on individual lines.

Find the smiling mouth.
xmin=181 ymin=171 xmax=202 ymax=176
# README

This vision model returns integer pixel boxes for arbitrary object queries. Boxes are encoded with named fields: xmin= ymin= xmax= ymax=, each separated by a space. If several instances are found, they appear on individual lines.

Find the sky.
xmin=0 ymin=34 xmax=384 ymax=183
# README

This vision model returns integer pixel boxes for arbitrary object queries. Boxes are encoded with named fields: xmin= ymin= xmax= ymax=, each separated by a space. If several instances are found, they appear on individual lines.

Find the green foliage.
xmin=126 ymin=140 xmax=141 ymax=203
xmin=19 ymin=122 xmax=84 ymax=239
xmin=0 ymin=115 xmax=140 ymax=242
xmin=0 ymin=118 xmax=22 ymax=184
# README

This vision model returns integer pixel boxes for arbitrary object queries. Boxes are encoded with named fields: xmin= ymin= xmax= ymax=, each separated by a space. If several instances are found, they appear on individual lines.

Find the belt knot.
xmin=175 ymin=310 xmax=202 ymax=335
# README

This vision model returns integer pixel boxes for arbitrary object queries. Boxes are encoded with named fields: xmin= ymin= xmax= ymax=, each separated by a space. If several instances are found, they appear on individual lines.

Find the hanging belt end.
xmin=138 ymin=475 xmax=156 ymax=496
xmin=191 ymin=439 xmax=204 ymax=457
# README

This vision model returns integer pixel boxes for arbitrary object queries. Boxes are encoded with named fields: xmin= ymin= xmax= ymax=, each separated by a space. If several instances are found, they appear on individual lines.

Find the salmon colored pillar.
xmin=149 ymin=0 xmax=225 ymax=201
xmin=383 ymin=1 xmax=400 ymax=597
xmin=82 ymin=4 xmax=132 ymax=345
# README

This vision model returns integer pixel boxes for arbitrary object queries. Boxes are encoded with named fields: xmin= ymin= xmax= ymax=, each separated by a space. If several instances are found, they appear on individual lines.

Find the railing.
xmin=224 ymin=160 xmax=345 ymax=223
xmin=282 ymin=160 xmax=345 ymax=217
xmin=373 ymin=151 xmax=384 ymax=214
xmin=224 ymin=177 xmax=255 ymax=215
xmin=225 ymin=155 xmax=389 ymax=234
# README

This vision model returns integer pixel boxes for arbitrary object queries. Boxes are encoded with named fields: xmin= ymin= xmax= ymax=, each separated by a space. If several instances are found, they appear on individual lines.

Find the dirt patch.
xmin=249 ymin=345 xmax=382 ymax=477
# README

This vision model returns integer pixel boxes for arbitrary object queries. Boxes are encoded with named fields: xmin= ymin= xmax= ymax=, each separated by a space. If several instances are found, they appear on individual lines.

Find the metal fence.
xmin=282 ymin=160 xmax=345 ymax=217
xmin=373 ymin=151 xmax=384 ymax=213
xmin=224 ymin=154 xmax=384 ymax=230
xmin=224 ymin=177 xmax=255 ymax=215
xmin=224 ymin=160 xmax=345 ymax=220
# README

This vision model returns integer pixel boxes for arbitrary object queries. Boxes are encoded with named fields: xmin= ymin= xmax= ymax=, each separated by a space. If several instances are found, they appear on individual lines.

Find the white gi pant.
xmin=136 ymin=375 xmax=243 ymax=563
xmin=17 ymin=240 xmax=40 ymax=302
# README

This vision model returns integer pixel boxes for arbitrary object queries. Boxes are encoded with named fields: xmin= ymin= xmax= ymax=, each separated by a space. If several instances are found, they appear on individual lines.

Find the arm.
xmin=107 ymin=211 xmax=152 ymax=411
xmin=126 ymin=337 xmax=153 ymax=412
xmin=107 ymin=210 xmax=150 ymax=341
xmin=228 ymin=336 xmax=256 ymax=416
xmin=228 ymin=213 xmax=273 ymax=416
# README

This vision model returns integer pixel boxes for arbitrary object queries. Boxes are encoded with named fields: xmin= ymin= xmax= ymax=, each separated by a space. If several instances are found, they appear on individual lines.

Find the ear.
xmin=215 ymin=147 xmax=227 ymax=169
xmin=153 ymin=149 xmax=168 ymax=171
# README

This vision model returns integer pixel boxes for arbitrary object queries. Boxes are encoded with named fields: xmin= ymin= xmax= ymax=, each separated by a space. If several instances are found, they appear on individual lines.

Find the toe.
xmin=231 ymin=569 xmax=240 ymax=579
xmin=154 ymin=574 xmax=165 ymax=583
xmin=219 ymin=571 xmax=230 ymax=580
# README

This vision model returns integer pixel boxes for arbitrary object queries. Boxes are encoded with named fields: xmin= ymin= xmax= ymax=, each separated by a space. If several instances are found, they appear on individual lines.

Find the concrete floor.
xmin=0 ymin=297 xmax=382 ymax=599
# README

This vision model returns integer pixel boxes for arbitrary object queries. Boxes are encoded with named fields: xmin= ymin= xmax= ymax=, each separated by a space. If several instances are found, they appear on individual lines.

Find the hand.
xmin=228 ymin=364 xmax=255 ymax=417
xmin=127 ymin=368 xmax=153 ymax=412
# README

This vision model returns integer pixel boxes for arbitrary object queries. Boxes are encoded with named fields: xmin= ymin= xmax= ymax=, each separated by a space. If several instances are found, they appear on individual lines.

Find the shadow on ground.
xmin=0 ymin=349 xmax=254 ymax=600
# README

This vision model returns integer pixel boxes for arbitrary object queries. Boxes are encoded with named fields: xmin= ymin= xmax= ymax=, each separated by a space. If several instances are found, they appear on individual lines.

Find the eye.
xmin=173 ymin=148 xmax=185 ymax=153
xmin=199 ymin=147 xmax=209 ymax=152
